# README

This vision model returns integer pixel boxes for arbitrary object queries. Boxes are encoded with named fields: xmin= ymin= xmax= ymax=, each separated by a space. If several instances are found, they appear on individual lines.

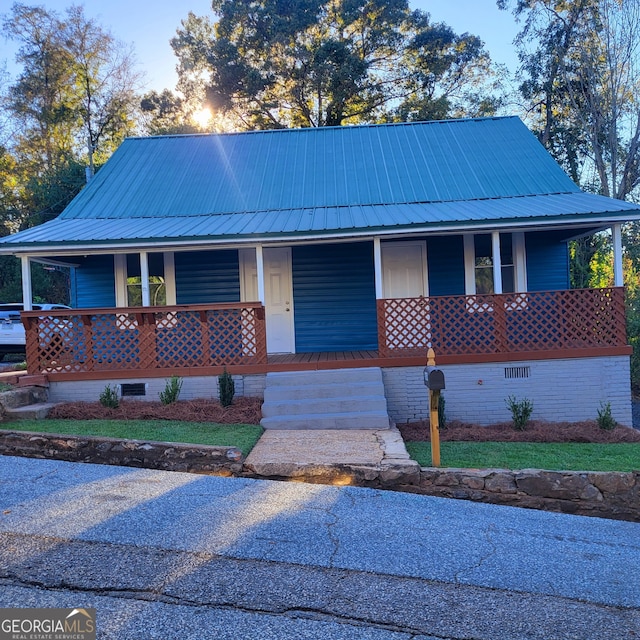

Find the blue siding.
xmin=175 ymin=250 xmax=240 ymax=304
xmin=292 ymin=243 xmax=377 ymax=352
xmin=72 ymin=255 xmax=115 ymax=308
xmin=427 ymin=235 xmax=465 ymax=296
xmin=526 ymin=231 xmax=570 ymax=291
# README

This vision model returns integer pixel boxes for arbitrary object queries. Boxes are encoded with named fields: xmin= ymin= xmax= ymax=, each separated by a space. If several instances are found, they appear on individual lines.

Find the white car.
xmin=0 ymin=303 xmax=71 ymax=361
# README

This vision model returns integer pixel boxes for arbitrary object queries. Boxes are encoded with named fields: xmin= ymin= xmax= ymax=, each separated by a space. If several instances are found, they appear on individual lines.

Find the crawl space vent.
xmin=504 ymin=366 xmax=531 ymax=379
xmin=120 ymin=383 xmax=146 ymax=397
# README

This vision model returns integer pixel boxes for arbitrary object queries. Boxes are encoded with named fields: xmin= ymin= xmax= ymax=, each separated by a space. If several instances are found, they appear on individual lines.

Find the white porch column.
xmin=140 ymin=251 xmax=150 ymax=306
xmin=255 ymin=244 xmax=265 ymax=305
xmin=20 ymin=256 xmax=33 ymax=310
xmin=612 ymin=223 xmax=624 ymax=287
xmin=463 ymin=234 xmax=476 ymax=294
xmin=373 ymin=237 xmax=383 ymax=298
xmin=513 ymin=231 xmax=528 ymax=292
xmin=114 ymin=254 xmax=127 ymax=306
xmin=163 ymin=251 xmax=176 ymax=305
xmin=492 ymin=231 xmax=503 ymax=294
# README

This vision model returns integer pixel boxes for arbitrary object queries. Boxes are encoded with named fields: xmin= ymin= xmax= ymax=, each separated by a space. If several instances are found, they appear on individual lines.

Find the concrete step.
xmin=262 ymin=395 xmax=388 ymax=417
xmin=261 ymin=366 xmax=390 ymax=430
xmin=260 ymin=410 xmax=391 ymax=430
xmin=264 ymin=381 xmax=383 ymax=402
xmin=0 ymin=386 xmax=48 ymax=410
xmin=265 ymin=367 xmax=383 ymax=387
xmin=4 ymin=402 xmax=56 ymax=420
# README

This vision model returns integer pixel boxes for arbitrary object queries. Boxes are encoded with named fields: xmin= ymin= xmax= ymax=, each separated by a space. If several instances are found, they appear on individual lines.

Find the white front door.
xmin=263 ymin=247 xmax=295 ymax=353
xmin=382 ymin=241 xmax=427 ymax=298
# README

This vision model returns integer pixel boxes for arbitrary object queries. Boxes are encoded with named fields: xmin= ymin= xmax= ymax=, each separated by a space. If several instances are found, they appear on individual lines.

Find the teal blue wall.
xmin=175 ymin=250 xmax=240 ymax=304
xmin=292 ymin=242 xmax=377 ymax=352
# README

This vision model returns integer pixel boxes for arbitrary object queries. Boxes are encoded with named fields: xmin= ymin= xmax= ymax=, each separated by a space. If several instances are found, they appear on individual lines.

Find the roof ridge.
xmin=128 ymin=116 xmax=520 ymax=142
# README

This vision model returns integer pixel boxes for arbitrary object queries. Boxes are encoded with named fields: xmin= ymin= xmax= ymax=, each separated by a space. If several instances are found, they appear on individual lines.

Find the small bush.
xmin=597 ymin=401 xmax=617 ymax=430
xmin=506 ymin=395 xmax=533 ymax=431
xmin=160 ymin=376 xmax=183 ymax=405
xmin=219 ymin=368 xmax=235 ymax=407
xmin=438 ymin=394 xmax=447 ymax=429
xmin=99 ymin=384 xmax=119 ymax=409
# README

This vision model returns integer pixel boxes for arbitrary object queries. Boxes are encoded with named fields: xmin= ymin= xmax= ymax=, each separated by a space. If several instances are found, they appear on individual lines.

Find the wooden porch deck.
xmin=266 ymin=350 xmax=425 ymax=372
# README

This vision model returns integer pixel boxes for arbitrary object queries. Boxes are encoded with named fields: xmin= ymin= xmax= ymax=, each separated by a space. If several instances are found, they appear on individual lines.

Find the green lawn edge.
xmin=5 ymin=419 xmax=264 ymax=457
xmin=406 ymin=441 xmax=640 ymax=472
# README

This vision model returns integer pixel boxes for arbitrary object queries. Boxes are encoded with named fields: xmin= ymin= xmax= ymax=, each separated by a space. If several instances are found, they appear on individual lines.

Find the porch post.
xmin=612 ymin=223 xmax=624 ymax=287
xmin=373 ymin=237 xmax=383 ymax=298
xmin=255 ymin=244 xmax=265 ymax=304
xmin=463 ymin=234 xmax=476 ymax=294
xmin=163 ymin=251 xmax=176 ymax=305
xmin=491 ymin=231 xmax=503 ymax=294
xmin=140 ymin=251 xmax=151 ymax=306
xmin=20 ymin=256 xmax=33 ymax=310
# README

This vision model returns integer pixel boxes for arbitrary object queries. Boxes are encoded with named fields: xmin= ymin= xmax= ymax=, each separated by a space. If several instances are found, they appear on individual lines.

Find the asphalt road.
xmin=0 ymin=455 xmax=638 ymax=639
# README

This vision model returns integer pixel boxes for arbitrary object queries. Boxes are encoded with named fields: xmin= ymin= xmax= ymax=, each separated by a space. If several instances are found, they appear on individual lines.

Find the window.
xmin=468 ymin=234 xmax=516 ymax=295
xmin=124 ymin=253 xmax=168 ymax=307
xmin=127 ymin=275 xmax=166 ymax=306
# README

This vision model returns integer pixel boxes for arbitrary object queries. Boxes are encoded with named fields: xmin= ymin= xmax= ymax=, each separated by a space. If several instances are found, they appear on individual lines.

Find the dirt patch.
xmin=48 ymin=397 xmax=262 ymax=425
xmin=397 ymin=419 xmax=640 ymax=444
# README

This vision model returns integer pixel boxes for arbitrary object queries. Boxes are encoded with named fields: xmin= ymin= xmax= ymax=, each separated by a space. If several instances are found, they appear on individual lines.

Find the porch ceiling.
xmin=1 ymin=192 xmax=639 ymax=254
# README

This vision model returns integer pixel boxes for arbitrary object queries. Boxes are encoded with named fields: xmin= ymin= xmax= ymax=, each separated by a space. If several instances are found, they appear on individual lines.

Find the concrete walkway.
xmin=0 ymin=455 xmax=638 ymax=639
xmin=244 ymin=427 xmax=419 ymax=479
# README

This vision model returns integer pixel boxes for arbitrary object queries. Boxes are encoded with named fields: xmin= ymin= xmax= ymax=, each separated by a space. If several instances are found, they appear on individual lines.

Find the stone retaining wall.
xmin=0 ymin=431 xmax=637 ymax=521
xmin=391 ymin=467 xmax=640 ymax=522
xmin=0 ymin=430 xmax=244 ymax=475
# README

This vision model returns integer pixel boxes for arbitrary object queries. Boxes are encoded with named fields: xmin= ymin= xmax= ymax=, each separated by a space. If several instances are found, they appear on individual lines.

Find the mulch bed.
xmin=35 ymin=398 xmax=640 ymax=443
xmin=397 ymin=419 xmax=640 ymax=444
xmin=47 ymin=397 xmax=263 ymax=425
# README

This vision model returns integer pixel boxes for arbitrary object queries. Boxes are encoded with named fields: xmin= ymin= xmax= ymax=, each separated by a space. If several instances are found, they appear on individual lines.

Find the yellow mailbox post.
xmin=423 ymin=347 xmax=445 ymax=467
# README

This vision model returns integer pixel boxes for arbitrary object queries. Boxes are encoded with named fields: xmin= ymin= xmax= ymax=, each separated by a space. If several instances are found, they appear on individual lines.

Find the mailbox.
xmin=423 ymin=366 xmax=445 ymax=391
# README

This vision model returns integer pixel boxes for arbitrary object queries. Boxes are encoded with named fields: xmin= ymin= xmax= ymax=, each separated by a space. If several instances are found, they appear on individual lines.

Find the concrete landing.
xmin=244 ymin=427 xmax=419 ymax=481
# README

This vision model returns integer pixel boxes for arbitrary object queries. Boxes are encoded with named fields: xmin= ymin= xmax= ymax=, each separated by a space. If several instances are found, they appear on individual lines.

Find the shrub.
xmin=160 ymin=376 xmax=183 ymax=405
xmin=438 ymin=394 xmax=447 ymax=429
xmin=218 ymin=368 xmax=235 ymax=407
xmin=597 ymin=401 xmax=617 ymax=430
xmin=99 ymin=384 xmax=119 ymax=409
xmin=506 ymin=395 xmax=533 ymax=431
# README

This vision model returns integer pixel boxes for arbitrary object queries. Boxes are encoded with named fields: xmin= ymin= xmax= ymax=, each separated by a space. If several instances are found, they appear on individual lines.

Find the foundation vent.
xmin=504 ymin=366 xmax=531 ymax=379
xmin=120 ymin=383 xmax=146 ymax=397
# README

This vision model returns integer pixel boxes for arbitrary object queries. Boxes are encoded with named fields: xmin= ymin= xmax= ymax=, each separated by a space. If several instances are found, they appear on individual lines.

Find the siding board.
xmin=427 ymin=235 xmax=465 ymax=296
xmin=73 ymin=255 xmax=116 ymax=308
xmin=526 ymin=231 xmax=570 ymax=291
xmin=292 ymin=243 xmax=377 ymax=352
xmin=175 ymin=250 xmax=240 ymax=304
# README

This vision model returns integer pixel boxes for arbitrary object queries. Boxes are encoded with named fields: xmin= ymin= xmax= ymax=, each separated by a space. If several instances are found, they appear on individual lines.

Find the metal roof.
xmin=1 ymin=116 xmax=639 ymax=253
xmin=2 ymin=192 xmax=638 ymax=252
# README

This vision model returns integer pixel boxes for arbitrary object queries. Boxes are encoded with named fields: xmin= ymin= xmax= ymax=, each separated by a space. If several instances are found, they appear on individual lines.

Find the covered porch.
xmin=21 ymin=286 xmax=630 ymax=381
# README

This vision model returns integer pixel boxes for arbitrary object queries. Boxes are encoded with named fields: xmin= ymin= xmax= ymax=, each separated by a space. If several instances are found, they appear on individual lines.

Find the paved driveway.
xmin=0 ymin=455 xmax=638 ymax=639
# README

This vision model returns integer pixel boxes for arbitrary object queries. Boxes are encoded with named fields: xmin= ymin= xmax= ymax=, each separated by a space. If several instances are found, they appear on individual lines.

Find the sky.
xmin=0 ymin=0 xmax=521 ymax=94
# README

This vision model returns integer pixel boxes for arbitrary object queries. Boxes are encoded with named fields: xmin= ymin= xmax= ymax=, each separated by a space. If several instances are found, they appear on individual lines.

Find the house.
xmin=0 ymin=116 xmax=637 ymax=425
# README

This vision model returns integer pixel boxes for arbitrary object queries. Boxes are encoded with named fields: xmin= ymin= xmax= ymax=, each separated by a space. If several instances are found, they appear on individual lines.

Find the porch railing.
xmin=377 ymin=287 xmax=628 ymax=358
xmin=22 ymin=302 xmax=267 ymax=375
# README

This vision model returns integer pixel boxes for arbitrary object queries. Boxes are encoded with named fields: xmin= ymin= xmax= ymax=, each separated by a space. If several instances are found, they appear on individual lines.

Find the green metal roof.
xmin=2 ymin=116 xmax=639 ymax=252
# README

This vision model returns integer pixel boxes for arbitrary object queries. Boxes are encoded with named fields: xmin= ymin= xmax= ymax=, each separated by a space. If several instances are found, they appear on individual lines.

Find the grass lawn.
xmin=406 ymin=441 xmax=640 ymax=472
xmin=7 ymin=419 xmax=264 ymax=457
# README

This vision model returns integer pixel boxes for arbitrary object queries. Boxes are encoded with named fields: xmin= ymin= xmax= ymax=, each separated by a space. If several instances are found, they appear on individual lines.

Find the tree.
xmin=0 ymin=3 xmax=142 ymax=304
xmin=171 ymin=0 xmax=501 ymax=130
xmin=139 ymin=89 xmax=201 ymax=136
xmin=499 ymin=0 xmax=640 ymax=200
xmin=3 ymin=3 xmax=142 ymax=183
xmin=63 ymin=5 xmax=142 ymax=177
